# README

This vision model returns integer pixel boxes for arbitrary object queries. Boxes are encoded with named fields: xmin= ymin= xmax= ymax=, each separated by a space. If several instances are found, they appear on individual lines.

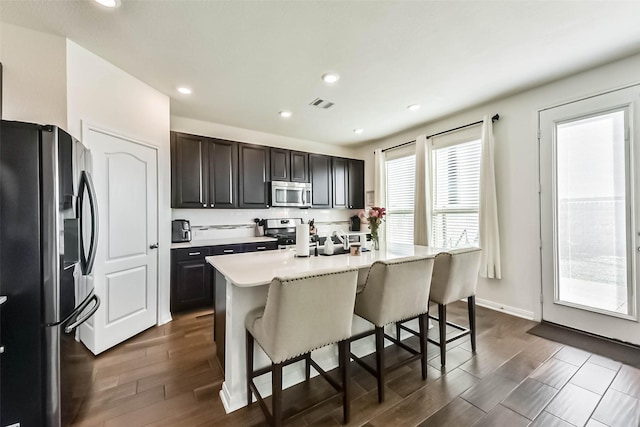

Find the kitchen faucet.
xmin=333 ymin=231 xmax=350 ymax=251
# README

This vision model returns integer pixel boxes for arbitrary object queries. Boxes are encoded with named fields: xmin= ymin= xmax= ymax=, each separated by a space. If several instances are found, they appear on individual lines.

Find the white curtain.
xmin=479 ymin=115 xmax=501 ymax=278
xmin=413 ymin=134 xmax=431 ymax=246
xmin=373 ymin=149 xmax=386 ymax=207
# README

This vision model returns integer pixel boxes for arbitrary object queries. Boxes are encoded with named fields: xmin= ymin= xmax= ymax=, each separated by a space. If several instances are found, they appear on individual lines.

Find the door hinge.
xmin=540 ymin=293 xmax=544 ymax=304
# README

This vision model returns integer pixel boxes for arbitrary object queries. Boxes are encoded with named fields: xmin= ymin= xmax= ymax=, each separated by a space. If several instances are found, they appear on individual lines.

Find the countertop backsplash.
xmin=172 ymin=208 xmax=361 ymax=242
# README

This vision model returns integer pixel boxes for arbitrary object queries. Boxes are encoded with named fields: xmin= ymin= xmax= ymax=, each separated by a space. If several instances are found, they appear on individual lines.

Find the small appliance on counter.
xmin=263 ymin=218 xmax=304 ymax=246
xmin=172 ymin=219 xmax=192 ymax=243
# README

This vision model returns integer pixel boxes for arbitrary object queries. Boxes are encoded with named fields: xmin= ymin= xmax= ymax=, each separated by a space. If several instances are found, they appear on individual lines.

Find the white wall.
xmin=66 ymin=41 xmax=172 ymax=325
xmin=170 ymin=116 xmax=362 ymax=235
xmin=355 ymin=52 xmax=640 ymax=321
xmin=0 ymin=23 xmax=67 ymax=127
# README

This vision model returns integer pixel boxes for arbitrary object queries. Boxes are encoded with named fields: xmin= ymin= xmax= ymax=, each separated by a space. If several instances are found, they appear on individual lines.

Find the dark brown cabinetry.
xmin=170 ymin=248 xmax=213 ymax=313
xmin=309 ymin=153 xmax=333 ymax=208
xmin=271 ymin=148 xmax=309 ymax=183
xmin=348 ymin=159 xmax=365 ymax=209
xmin=171 ymin=132 xmax=238 ymax=208
xmin=331 ymin=157 xmax=365 ymax=210
xmin=238 ymin=143 xmax=270 ymax=208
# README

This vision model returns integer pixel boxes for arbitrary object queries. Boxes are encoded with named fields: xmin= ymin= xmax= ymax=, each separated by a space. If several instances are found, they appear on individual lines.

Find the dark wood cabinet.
xmin=171 ymin=132 xmax=207 ymax=208
xmin=207 ymin=139 xmax=238 ymax=208
xmin=171 ymin=132 xmax=238 ymax=208
xmin=239 ymin=143 xmax=270 ymax=208
xmin=348 ymin=159 xmax=365 ymax=209
xmin=270 ymin=148 xmax=309 ymax=183
xmin=309 ymin=153 xmax=333 ymax=208
xmin=332 ymin=157 xmax=348 ymax=208
xmin=170 ymin=247 xmax=213 ymax=313
xmin=330 ymin=157 xmax=365 ymax=209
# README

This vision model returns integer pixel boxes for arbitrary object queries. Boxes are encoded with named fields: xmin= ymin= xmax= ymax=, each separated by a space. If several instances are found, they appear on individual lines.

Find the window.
xmin=431 ymin=139 xmax=481 ymax=248
xmin=385 ymin=153 xmax=415 ymax=244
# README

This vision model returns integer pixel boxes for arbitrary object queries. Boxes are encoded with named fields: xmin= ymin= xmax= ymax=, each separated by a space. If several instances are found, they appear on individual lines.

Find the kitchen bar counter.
xmin=206 ymin=243 xmax=439 ymax=413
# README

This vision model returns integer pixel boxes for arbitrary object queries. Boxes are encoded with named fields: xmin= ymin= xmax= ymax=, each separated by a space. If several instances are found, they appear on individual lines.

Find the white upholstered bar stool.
xmin=428 ymin=247 xmax=482 ymax=366
xmin=245 ymin=268 xmax=359 ymax=427
xmin=350 ymin=256 xmax=435 ymax=403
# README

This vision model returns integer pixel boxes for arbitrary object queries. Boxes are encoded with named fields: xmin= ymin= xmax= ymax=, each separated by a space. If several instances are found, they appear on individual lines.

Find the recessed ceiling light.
xmin=94 ymin=0 xmax=121 ymax=8
xmin=407 ymin=104 xmax=421 ymax=111
xmin=177 ymin=87 xmax=192 ymax=95
xmin=353 ymin=129 xmax=364 ymax=134
xmin=279 ymin=111 xmax=292 ymax=118
xmin=322 ymin=73 xmax=340 ymax=84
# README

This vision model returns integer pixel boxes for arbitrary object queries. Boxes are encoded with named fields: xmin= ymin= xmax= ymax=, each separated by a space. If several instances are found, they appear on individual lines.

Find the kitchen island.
xmin=206 ymin=243 xmax=439 ymax=413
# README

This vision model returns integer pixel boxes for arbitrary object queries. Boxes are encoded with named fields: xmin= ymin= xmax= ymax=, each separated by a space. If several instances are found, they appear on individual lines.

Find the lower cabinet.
xmin=170 ymin=247 xmax=213 ymax=313
xmin=170 ymin=242 xmax=279 ymax=315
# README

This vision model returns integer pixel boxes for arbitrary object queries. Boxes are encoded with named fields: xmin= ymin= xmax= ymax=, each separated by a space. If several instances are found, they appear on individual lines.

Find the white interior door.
xmin=539 ymin=85 xmax=640 ymax=345
xmin=81 ymin=125 xmax=159 ymax=354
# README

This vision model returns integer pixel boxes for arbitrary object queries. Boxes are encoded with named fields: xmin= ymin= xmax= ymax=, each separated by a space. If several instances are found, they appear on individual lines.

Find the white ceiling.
xmin=3 ymin=1 xmax=640 ymax=146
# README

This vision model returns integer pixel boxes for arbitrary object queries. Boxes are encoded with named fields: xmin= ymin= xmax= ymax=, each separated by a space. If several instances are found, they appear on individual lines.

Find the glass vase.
xmin=370 ymin=228 xmax=380 ymax=250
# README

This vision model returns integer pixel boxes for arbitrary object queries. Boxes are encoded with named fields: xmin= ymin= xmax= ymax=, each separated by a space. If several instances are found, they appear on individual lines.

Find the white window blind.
xmin=386 ymin=154 xmax=415 ymax=244
xmin=431 ymin=139 xmax=481 ymax=248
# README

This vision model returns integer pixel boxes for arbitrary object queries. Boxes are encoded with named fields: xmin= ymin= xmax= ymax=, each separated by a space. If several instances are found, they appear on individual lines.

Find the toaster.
xmin=171 ymin=219 xmax=192 ymax=243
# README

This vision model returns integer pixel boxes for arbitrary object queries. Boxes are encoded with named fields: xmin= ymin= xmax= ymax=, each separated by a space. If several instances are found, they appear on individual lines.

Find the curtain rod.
xmin=380 ymin=113 xmax=500 ymax=153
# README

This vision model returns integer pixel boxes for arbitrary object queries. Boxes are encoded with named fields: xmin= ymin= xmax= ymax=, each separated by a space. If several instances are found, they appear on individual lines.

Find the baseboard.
xmin=475 ymin=298 xmax=535 ymax=321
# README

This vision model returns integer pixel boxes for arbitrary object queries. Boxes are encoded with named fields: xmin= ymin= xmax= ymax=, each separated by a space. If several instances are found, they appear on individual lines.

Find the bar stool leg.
xmin=273 ymin=362 xmax=283 ymax=427
xmin=305 ymin=353 xmax=312 ymax=380
xmin=419 ymin=313 xmax=428 ymax=380
xmin=438 ymin=304 xmax=447 ymax=366
xmin=246 ymin=330 xmax=254 ymax=406
xmin=375 ymin=326 xmax=385 ymax=403
xmin=396 ymin=322 xmax=402 ymax=341
xmin=338 ymin=340 xmax=350 ymax=423
xmin=468 ymin=295 xmax=477 ymax=352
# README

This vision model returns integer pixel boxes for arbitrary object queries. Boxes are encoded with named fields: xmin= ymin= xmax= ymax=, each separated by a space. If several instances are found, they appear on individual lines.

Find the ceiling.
xmin=3 ymin=1 xmax=640 ymax=146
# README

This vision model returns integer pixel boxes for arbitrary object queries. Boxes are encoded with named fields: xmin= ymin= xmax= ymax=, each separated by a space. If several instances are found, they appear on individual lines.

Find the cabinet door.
xmin=332 ymin=157 xmax=348 ymax=208
xmin=348 ymin=159 xmax=365 ymax=209
xmin=309 ymin=154 xmax=332 ymax=208
xmin=238 ymin=143 xmax=270 ymax=208
xmin=290 ymin=151 xmax=309 ymax=183
xmin=170 ymin=249 xmax=213 ymax=313
xmin=208 ymin=138 xmax=238 ymax=208
xmin=171 ymin=132 xmax=207 ymax=208
xmin=270 ymin=148 xmax=290 ymax=181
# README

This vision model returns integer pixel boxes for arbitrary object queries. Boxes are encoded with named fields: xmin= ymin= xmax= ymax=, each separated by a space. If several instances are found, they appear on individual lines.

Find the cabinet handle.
xmin=0 ymin=346 xmax=5 ymax=354
xmin=188 ymin=252 xmax=201 ymax=256
xmin=257 ymin=246 xmax=266 ymax=250
xmin=210 ymin=204 xmax=214 ymax=208
xmin=202 ymin=204 xmax=206 ymax=208
xmin=223 ymin=249 xmax=234 ymax=253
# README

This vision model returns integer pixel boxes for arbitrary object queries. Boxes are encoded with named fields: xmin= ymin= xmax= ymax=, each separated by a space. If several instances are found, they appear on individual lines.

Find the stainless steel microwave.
xmin=270 ymin=181 xmax=312 ymax=208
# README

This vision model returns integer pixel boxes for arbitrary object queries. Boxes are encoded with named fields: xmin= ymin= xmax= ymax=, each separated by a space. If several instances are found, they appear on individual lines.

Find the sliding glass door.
xmin=539 ymin=86 xmax=640 ymax=345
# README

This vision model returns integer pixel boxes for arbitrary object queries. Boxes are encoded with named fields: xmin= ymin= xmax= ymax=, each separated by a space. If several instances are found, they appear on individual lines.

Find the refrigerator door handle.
xmin=77 ymin=170 xmax=99 ymax=275
xmin=64 ymin=294 xmax=100 ymax=334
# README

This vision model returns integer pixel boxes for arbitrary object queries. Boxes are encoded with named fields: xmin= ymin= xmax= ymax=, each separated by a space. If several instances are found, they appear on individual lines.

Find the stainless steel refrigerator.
xmin=0 ymin=120 xmax=100 ymax=427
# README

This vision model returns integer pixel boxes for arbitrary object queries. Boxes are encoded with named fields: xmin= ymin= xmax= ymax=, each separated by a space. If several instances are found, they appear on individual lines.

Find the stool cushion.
xmin=355 ymin=256 xmax=434 ymax=327
xmin=429 ymin=247 xmax=482 ymax=305
xmin=246 ymin=268 xmax=359 ymax=364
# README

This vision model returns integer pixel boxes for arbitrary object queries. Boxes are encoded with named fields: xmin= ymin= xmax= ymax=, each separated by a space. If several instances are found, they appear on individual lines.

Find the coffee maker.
xmin=172 ymin=219 xmax=192 ymax=243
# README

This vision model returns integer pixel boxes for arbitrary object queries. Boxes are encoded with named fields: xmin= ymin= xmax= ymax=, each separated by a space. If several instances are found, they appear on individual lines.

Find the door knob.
xmin=150 ymin=243 xmax=159 ymax=249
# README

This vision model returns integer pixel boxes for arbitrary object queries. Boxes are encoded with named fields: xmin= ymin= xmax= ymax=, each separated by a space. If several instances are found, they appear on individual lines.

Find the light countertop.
xmin=171 ymin=236 xmax=278 ymax=250
xmin=206 ymin=243 xmax=439 ymax=287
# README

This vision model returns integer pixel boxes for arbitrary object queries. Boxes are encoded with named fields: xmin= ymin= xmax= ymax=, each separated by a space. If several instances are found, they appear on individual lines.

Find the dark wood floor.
xmin=72 ymin=302 xmax=640 ymax=426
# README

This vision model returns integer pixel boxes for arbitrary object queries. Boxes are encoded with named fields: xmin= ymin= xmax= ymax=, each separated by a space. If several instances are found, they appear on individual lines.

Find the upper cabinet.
xmin=238 ymin=143 xmax=270 ymax=208
xmin=332 ymin=158 xmax=365 ymax=209
xmin=309 ymin=154 xmax=333 ymax=208
xmin=348 ymin=159 xmax=365 ymax=209
xmin=270 ymin=148 xmax=309 ymax=183
xmin=171 ymin=131 xmax=364 ymax=210
xmin=171 ymin=132 xmax=238 ymax=208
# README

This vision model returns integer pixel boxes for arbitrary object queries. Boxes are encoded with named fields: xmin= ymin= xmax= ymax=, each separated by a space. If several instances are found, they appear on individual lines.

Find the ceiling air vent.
xmin=309 ymin=98 xmax=335 ymax=109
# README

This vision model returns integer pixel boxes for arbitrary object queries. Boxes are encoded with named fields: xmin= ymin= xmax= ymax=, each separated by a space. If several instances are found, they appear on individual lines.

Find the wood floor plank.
xmin=70 ymin=304 xmax=640 ymax=427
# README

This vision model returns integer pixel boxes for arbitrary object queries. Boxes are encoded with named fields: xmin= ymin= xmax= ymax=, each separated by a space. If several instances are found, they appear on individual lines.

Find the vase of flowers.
xmin=359 ymin=207 xmax=386 ymax=250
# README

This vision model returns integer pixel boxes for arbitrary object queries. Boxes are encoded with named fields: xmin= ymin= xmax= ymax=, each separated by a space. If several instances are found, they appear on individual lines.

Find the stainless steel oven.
xmin=270 ymin=181 xmax=312 ymax=208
